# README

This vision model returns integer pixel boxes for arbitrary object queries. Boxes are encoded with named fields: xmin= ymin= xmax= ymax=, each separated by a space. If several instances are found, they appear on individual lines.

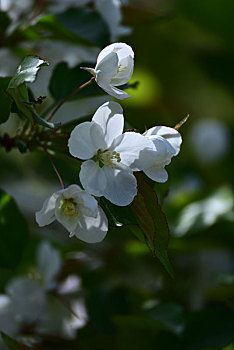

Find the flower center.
xmin=117 ymin=64 xmax=127 ymax=73
xmin=61 ymin=198 xmax=79 ymax=217
xmin=95 ymin=149 xmax=121 ymax=168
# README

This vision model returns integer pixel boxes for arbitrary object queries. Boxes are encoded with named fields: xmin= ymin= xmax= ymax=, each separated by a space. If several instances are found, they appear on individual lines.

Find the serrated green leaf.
xmin=8 ymin=56 xmax=48 ymax=89
xmin=131 ymin=174 xmax=174 ymax=278
xmin=1 ymin=332 xmax=31 ymax=350
xmin=0 ymin=77 xmax=12 ymax=124
xmin=0 ymin=189 xmax=28 ymax=268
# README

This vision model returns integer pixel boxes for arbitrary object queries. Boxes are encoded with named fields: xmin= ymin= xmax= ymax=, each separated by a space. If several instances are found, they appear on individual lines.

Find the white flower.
xmin=81 ymin=42 xmax=134 ymax=100
xmin=68 ymin=101 xmax=155 ymax=206
xmin=36 ymin=184 xmax=108 ymax=243
xmin=143 ymin=126 xmax=182 ymax=183
xmin=94 ymin=0 xmax=131 ymax=41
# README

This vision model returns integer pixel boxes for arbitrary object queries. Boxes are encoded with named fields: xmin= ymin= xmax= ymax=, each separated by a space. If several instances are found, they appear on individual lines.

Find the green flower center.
xmin=61 ymin=198 xmax=79 ymax=217
xmin=93 ymin=149 xmax=121 ymax=168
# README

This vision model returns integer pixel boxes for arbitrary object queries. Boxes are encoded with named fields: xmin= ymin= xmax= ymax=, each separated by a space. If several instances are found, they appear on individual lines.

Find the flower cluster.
xmin=36 ymin=42 xmax=182 ymax=243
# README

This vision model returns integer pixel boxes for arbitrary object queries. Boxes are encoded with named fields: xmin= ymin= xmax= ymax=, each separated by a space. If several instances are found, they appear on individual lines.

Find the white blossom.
xmin=68 ymin=101 xmax=155 ymax=206
xmin=143 ymin=126 xmax=182 ymax=183
xmin=36 ymin=184 xmax=108 ymax=243
xmin=81 ymin=42 xmax=134 ymax=100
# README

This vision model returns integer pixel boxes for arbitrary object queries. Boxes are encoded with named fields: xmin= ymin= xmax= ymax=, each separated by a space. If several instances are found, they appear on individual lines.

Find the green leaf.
xmin=23 ymin=7 xmax=109 ymax=47
xmin=1 ymin=332 xmax=31 ymax=350
xmin=32 ymin=110 xmax=60 ymax=129
xmin=0 ymin=77 xmax=12 ymax=124
xmin=57 ymin=7 xmax=110 ymax=46
xmin=0 ymin=189 xmax=28 ymax=269
xmin=145 ymin=303 xmax=185 ymax=335
xmin=131 ymin=174 xmax=174 ymax=278
xmin=8 ymin=56 xmax=48 ymax=89
xmin=49 ymin=62 xmax=101 ymax=102
xmin=0 ymin=11 xmax=11 ymax=32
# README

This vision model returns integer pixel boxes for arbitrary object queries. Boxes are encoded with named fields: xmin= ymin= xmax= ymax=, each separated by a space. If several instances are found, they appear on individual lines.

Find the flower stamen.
xmin=95 ymin=149 xmax=121 ymax=168
xmin=61 ymin=198 xmax=79 ymax=217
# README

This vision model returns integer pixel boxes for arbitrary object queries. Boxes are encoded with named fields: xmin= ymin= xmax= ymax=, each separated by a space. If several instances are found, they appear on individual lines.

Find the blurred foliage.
xmin=0 ymin=0 xmax=234 ymax=349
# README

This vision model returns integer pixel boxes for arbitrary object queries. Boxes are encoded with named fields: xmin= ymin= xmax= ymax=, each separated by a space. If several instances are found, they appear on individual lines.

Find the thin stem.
xmin=42 ymin=145 xmax=65 ymax=189
xmin=47 ymin=78 xmax=94 ymax=122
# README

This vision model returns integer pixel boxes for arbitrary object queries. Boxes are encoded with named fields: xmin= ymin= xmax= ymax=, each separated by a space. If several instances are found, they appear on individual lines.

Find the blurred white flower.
xmin=143 ymin=126 xmax=182 ymax=183
xmin=36 ymin=184 xmax=108 ymax=243
xmin=94 ymin=0 xmax=131 ymax=41
xmin=82 ymin=42 xmax=134 ymax=99
xmin=68 ymin=101 xmax=155 ymax=205
xmin=0 ymin=241 xmax=62 ymax=338
xmin=189 ymin=119 xmax=230 ymax=163
xmin=174 ymin=186 xmax=234 ymax=236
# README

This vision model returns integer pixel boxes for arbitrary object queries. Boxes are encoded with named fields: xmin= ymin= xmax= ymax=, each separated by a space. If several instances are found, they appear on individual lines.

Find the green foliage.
xmin=0 ymin=189 xmax=28 ymax=269
xmin=131 ymin=174 xmax=174 ymax=278
xmin=0 ymin=77 xmax=12 ymax=124
xmin=23 ymin=7 xmax=109 ymax=47
xmin=1 ymin=333 xmax=31 ymax=350
xmin=8 ymin=56 xmax=48 ymax=89
xmin=0 ymin=11 xmax=11 ymax=33
xmin=49 ymin=62 xmax=102 ymax=102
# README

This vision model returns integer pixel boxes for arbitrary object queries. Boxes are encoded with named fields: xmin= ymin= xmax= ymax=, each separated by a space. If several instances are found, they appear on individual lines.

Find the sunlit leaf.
xmin=8 ymin=56 xmax=48 ymax=89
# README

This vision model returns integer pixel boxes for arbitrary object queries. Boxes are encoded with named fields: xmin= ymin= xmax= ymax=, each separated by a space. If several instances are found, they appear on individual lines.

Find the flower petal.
xmin=92 ymin=101 xmax=124 ymax=146
xmin=95 ymin=51 xmax=118 ymax=86
xmin=111 ymin=55 xmax=134 ymax=86
xmin=143 ymin=166 xmax=168 ymax=183
xmin=89 ymin=121 xmax=107 ymax=150
xmin=68 ymin=121 xmax=96 ymax=160
xmin=36 ymin=193 xmax=57 ymax=226
xmin=101 ymin=84 xmax=131 ymax=100
xmin=103 ymin=163 xmax=137 ymax=206
xmin=71 ymin=206 xmax=108 ymax=243
xmin=96 ymin=42 xmax=134 ymax=64
xmin=112 ymin=132 xmax=156 ymax=171
xmin=78 ymin=191 xmax=98 ymax=218
xmin=144 ymin=126 xmax=182 ymax=156
xmin=80 ymin=160 xmax=107 ymax=197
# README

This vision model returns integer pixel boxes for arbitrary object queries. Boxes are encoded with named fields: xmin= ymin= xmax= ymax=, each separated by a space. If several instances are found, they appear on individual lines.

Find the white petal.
xmin=37 ymin=241 xmax=62 ymax=289
xmin=103 ymin=164 xmax=137 ymax=206
xmin=112 ymin=132 xmax=156 ymax=171
xmin=78 ymin=191 xmax=98 ymax=218
xmin=144 ymin=166 xmax=169 ymax=183
xmin=111 ymin=55 xmax=134 ymax=86
xmin=144 ymin=126 xmax=182 ymax=156
xmin=100 ymin=84 xmax=131 ymax=100
xmin=68 ymin=121 xmax=96 ymax=160
xmin=148 ymin=136 xmax=174 ymax=167
xmin=80 ymin=160 xmax=107 ymax=197
xmin=62 ymin=184 xmax=83 ymax=199
xmin=89 ymin=121 xmax=107 ymax=150
xmin=35 ymin=193 xmax=57 ymax=227
xmin=92 ymin=101 xmax=124 ymax=146
xmin=95 ymin=51 xmax=118 ymax=86
xmin=72 ymin=206 xmax=108 ymax=243
xmin=96 ymin=42 xmax=133 ymax=65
